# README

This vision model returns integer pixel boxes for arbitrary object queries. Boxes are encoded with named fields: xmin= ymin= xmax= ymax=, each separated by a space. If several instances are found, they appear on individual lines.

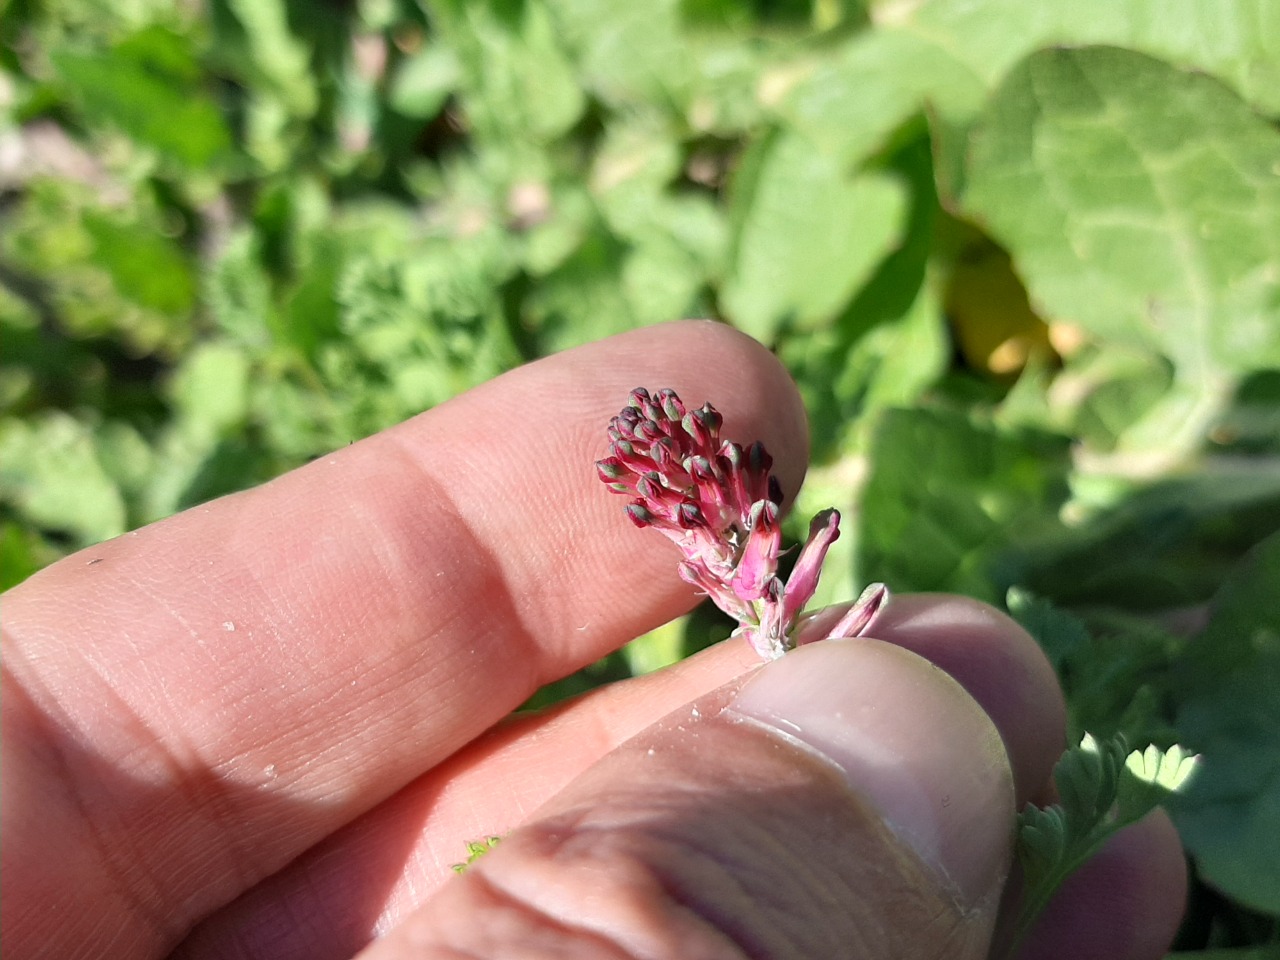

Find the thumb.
xmin=359 ymin=638 xmax=1015 ymax=960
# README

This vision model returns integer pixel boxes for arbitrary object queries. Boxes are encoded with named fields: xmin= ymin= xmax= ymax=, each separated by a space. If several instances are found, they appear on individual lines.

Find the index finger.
xmin=0 ymin=320 xmax=809 ymax=958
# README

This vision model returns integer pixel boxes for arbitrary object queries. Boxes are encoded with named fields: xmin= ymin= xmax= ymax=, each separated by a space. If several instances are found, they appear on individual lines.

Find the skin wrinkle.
xmin=225 ymin=837 xmax=371 ymax=958
xmin=379 ymin=353 xmax=798 ymax=679
xmin=626 ymin=818 xmax=826 ymax=960
xmin=233 ymin=443 xmax=529 ymax=780
xmin=525 ymin=702 xmax=629 ymax=803
xmin=478 ymin=763 xmax=945 ymax=959
xmin=28 ymin=638 xmax=294 ymax=945
xmin=459 ymin=868 xmax=649 ymax=960
xmin=382 ymin=426 xmax=552 ymax=694
xmin=0 ymin=663 xmax=176 ymax=954
xmin=642 ymin=814 xmax=843 ymax=956
xmin=463 ymin=834 xmax=748 ymax=960
xmin=413 ymin=328 xmax=810 ymax=661
xmin=86 ymin=552 xmax=279 ymax=755
xmin=528 ymin=802 xmax=854 ymax=960
xmin=597 ymin=775 xmax=793 ymax=892
xmin=283 ymin=864 xmax=357 ymax=957
xmin=860 ymin=595 xmax=1063 ymax=807
xmin=191 ymin=616 xmax=1171 ymax=956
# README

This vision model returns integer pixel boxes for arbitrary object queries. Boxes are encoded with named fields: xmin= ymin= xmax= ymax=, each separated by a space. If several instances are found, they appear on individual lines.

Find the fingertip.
xmin=729 ymin=638 xmax=1015 ymax=914
xmin=1016 ymin=809 xmax=1188 ymax=960
xmin=864 ymin=593 xmax=1067 ymax=806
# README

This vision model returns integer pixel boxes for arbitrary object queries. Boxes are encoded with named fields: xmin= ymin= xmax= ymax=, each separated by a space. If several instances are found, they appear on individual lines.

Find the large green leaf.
xmin=2 ymin=181 xmax=194 ymax=353
xmin=82 ymin=211 xmax=197 ymax=318
xmin=0 ymin=413 xmax=127 ymax=546
xmin=169 ymin=342 xmax=251 ymax=439
xmin=1018 ymin=466 xmax=1280 ymax=610
xmin=779 ymin=130 xmax=946 ymax=463
xmin=722 ymin=129 xmax=906 ymax=344
xmin=963 ymin=47 xmax=1280 ymax=374
xmin=0 ymin=522 xmax=51 ymax=592
xmin=778 ymin=29 xmax=985 ymax=168
xmin=588 ymin=118 xmax=726 ymax=325
xmin=1174 ymin=532 xmax=1280 ymax=914
xmin=961 ymin=47 xmax=1280 ymax=456
xmin=52 ymin=27 xmax=234 ymax=169
xmin=857 ymin=408 xmax=1071 ymax=602
xmin=589 ymin=118 xmax=683 ymax=238
xmin=388 ymin=44 xmax=461 ymax=119
xmin=872 ymin=0 xmax=1280 ymax=117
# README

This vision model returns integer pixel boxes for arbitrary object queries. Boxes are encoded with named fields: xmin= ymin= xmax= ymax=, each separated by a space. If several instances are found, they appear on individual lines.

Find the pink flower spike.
xmin=598 ymin=387 xmax=889 ymax=663
xmin=782 ymin=508 xmax=841 ymax=623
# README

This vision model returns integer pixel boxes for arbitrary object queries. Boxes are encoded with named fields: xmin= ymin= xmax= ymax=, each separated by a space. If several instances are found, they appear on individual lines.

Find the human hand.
xmin=2 ymin=321 xmax=1185 ymax=959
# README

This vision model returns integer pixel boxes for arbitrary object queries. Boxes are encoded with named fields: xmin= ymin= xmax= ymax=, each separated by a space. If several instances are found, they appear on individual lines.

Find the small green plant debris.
xmin=451 ymin=836 xmax=502 ymax=874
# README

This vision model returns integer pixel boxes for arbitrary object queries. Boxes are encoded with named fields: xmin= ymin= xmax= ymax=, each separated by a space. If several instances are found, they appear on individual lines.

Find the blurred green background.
xmin=2 ymin=0 xmax=1279 ymax=952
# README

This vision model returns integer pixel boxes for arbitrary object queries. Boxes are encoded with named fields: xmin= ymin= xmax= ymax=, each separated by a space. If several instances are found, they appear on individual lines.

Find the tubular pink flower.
xmin=820 ymin=582 xmax=890 ymax=642
xmin=733 ymin=500 xmax=782 ymax=602
xmin=782 ymin=508 xmax=841 ymax=623
xmin=598 ymin=387 xmax=889 ymax=660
